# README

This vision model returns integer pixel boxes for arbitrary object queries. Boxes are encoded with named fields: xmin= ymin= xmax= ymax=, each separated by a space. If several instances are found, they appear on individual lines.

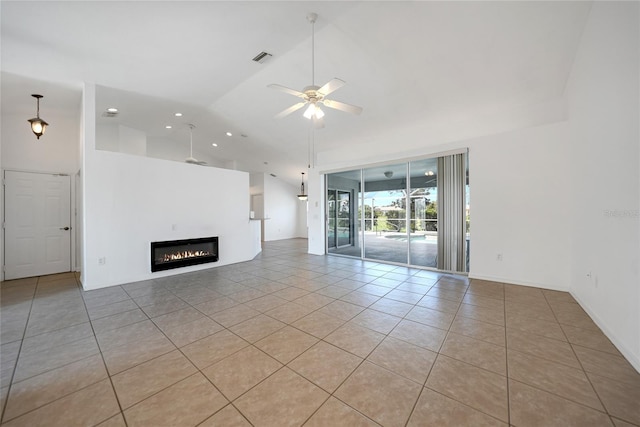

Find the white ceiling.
xmin=1 ymin=1 xmax=592 ymax=185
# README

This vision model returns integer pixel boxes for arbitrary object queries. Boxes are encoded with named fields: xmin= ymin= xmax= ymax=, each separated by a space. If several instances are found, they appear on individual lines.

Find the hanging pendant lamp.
xmin=297 ymin=172 xmax=308 ymax=200
xmin=27 ymin=94 xmax=49 ymax=139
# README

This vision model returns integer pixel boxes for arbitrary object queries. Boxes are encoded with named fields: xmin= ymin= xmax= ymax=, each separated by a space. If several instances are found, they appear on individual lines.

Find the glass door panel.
xmin=337 ymin=191 xmax=351 ymax=247
xmin=409 ymin=158 xmax=438 ymax=267
xmin=326 ymin=170 xmax=362 ymax=257
xmin=363 ymin=163 xmax=408 ymax=263
xmin=327 ymin=190 xmax=336 ymax=249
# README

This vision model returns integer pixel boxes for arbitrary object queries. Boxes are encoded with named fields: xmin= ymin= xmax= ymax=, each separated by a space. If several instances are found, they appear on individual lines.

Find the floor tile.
xmin=408 ymin=388 xmax=507 ymax=426
xmin=111 ymin=350 xmax=197 ymax=409
xmin=509 ymin=379 xmax=613 ymax=427
xmin=151 ymin=306 xmax=205 ymax=331
xmin=462 ymin=293 xmax=505 ymax=310
xmin=457 ymin=303 xmax=505 ymax=326
xmin=573 ymin=346 xmax=640 ymax=385
xmin=426 ymin=355 xmax=508 ymax=422
xmin=440 ymin=332 xmax=506 ymax=375
xmin=506 ymin=329 xmax=580 ymax=369
xmin=369 ymin=298 xmax=414 ymax=317
xmin=289 ymin=341 xmax=362 ymax=392
xmin=91 ymin=309 xmax=148 ymax=334
xmin=234 ymin=367 xmax=329 ymax=427
xmin=123 ymin=373 xmax=227 ymax=426
xmin=339 ymin=291 xmax=381 ymax=307
xmin=229 ymin=314 xmax=286 ymax=343
xmin=561 ymin=324 xmax=621 ymax=355
xmin=210 ymin=304 xmax=261 ymax=328
xmin=417 ymin=295 xmax=461 ymax=314
xmin=508 ymin=349 xmax=604 ymax=410
xmin=405 ymin=305 xmax=455 ymax=330
xmin=335 ymin=361 xmax=422 ymax=427
xmin=304 ymin=396 xmax=379 ymax=426
xmin=199 ymin=405 xmax=251 ymax=426
xmin=271 ymin=287 xmax=310 ymax=301
xmin=244 ymin=295 xmax=288 ymax=312
xmin=291 ymin=293 xmax=334 ymax=310
xmin=1 ymin=379 xmax=119 ymax=427
xmin=292 ymin=311 xmax=346 ymax=338
xmin=101 ymin=333 xmax=175 ymax=375
xmin=316 ymin=300 xmax=364 ymax=321
xmin=367 ymin=336 xmax=437 ymax=384
xmin=350 ymin=308 xmax=402 ymax=334
xmin=87 ymin=299 xmax=138 ymax=321
xmin=506 ymin=311 xmax=566 ymax=341
xmin=255 ymin=326 xmax=319 ymax=364
xmin=390 ymin=319 xmax=447 ymax=352
xmin=95 ymin=413 xmax=127 ymax=426
xmin=202 ymin=346 xmax=282 ymax=400
xmin=181 ymin=329 xmax=248 ymax=369
xmin=450 ymin=315 xmax=505 ymax=346
xmin=325 ymin=323 xmax=385 ymax=358
xmin=162 ymin=316 xmax=224 ymax=348
xmin=588 ymin=372 xmax=640 ymax=425
xmin=3 ymin=354 xmax=108 ymax=421
xmin=13 ymin=336 xmax=100 ymax=382
xmin=264 ymin=301 xmax=315 ymax=324
xmin=192 ymin=296 xmax=239 ymax=315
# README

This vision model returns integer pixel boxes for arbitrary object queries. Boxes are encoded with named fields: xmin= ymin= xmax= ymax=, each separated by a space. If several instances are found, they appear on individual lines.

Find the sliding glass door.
xmin=325 ymin=151 xmax=469 ymax=273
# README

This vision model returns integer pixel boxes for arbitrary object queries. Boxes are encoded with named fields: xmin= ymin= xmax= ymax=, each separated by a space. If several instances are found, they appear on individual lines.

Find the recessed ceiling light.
xmin=106 ymin=107 xmax=118 ymax=113
xmin=226 ymin=132 xmax=232 ymax=137
xmin=174 ymin=113 xmax=182 ymax=117
xmin=212 ymin=143 xmax=218 ymax=147
xmin=165 ymin=125 xmax=172 ymax=129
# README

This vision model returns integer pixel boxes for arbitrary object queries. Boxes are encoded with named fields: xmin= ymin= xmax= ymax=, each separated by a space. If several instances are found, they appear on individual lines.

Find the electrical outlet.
xmin=98 ymin=257 xmax=106 ymax=265
xmin=496 ymin=253 xmax=503 ymax=261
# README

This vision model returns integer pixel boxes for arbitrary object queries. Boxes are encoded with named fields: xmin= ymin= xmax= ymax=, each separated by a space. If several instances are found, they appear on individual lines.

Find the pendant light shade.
xmin=297 ymin=172 xmax=308 ymax=200
xmin=27 ymin=94 xmax=48 ymax=139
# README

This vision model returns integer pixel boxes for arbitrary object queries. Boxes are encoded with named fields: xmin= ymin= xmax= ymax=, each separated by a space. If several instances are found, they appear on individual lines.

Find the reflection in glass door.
xmin=327 ymin=190 xmax=336 ymax=249
xmin=337 ymin=191 xmax=351 ymax=247
xmin=409 ymin=158 xmax=438 ymax=268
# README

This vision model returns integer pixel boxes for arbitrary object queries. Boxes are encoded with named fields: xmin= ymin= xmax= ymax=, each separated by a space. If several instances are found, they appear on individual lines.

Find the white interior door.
xmin=4 ymin=171 xmax=71 ymax=280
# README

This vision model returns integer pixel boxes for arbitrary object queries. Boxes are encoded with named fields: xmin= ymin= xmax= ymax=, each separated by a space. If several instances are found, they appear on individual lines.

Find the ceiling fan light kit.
xmin=268 ymin=12 xmax=362 ymax=126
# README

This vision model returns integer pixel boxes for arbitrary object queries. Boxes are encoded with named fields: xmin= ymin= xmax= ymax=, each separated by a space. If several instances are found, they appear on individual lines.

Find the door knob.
xmin=60 ymin=226 xmax=70 ymax=231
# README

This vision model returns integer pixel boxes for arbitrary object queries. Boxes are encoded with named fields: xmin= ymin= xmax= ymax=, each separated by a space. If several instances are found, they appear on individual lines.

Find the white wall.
xmin=2 ymin=112 xmax=80 ymax=173
xmin=82 ymin=84 xmax=257 ymax=290
xmin=566 ymin=2 xmax=639 ymax=370
xmin=263 ymin=173 xmax=305 ymax=241
xmin=310 ymin=121 xmax=572 ymax=291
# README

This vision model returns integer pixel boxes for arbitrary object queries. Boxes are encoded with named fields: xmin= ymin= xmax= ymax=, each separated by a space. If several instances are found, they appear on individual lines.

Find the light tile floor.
xmin=1 ymin=239 xmax=639 ymax=426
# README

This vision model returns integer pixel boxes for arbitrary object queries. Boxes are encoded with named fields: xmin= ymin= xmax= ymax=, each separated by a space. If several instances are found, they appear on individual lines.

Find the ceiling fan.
xmin=268 ymin=12 xmax=363 ymax=128
xmin=184 ymin=124 xmax=207 ymax=166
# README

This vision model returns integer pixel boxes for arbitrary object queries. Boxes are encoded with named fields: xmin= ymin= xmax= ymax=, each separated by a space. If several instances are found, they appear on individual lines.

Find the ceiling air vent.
xmin=252 ymin=51 xmax=272 ymax=63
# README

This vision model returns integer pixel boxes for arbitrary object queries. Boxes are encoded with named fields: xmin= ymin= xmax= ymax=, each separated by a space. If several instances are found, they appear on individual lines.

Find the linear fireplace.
xmin=151 ymin=236 xmax=218 ymax=272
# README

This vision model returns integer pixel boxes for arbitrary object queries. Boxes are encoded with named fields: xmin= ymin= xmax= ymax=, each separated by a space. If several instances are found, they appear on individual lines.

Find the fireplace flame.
xmin=159 ymin=250 xmax=212 ymax=263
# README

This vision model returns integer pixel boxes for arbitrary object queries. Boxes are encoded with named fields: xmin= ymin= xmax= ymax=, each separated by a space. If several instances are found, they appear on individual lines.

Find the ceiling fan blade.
xmin=313 ymin=116 xmax=325 ymax=129
xmin=275 ymin=102 xmax=307 ymax=119
xmin=322 ymin=99 xmax=363 ymax=115
xmin=317 ymin=78 xmax=346 ymax=97
xmin=267 ymin=84 xmax=306 ymax=98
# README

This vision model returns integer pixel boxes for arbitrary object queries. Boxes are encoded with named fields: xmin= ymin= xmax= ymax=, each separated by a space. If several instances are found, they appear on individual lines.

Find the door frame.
xmin=2 ymin=168 xmax=78 ymax=281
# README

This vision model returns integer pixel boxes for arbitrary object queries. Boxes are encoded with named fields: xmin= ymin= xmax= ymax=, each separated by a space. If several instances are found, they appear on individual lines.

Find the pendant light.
xmin=27 ymin=94 xmax=49 ymax=139
xmin=297 ymin=172 xmax=308 ymax=200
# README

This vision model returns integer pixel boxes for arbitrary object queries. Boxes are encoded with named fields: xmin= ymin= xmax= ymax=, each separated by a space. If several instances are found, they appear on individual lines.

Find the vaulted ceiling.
xmin=1 ymin=1 xmax=592 ymax=185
